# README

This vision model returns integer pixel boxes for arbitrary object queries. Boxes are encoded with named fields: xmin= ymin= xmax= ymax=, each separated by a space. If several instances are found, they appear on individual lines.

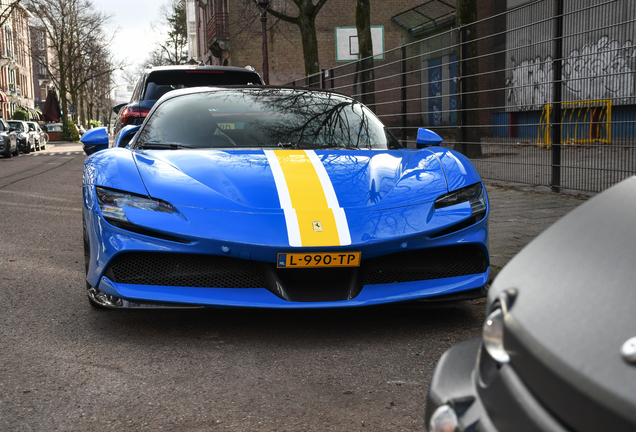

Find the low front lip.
xmin=96 ymin=273 xmax=488 ymax=309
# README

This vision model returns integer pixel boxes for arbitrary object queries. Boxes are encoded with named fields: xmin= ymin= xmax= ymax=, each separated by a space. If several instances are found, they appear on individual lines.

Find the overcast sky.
xmin=92 ymin=0 xmax=166 ymax=84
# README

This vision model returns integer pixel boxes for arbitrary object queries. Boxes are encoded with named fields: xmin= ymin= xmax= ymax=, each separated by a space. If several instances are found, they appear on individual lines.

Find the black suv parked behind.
xmin=112 ymin=65 xmax=263 ymax=145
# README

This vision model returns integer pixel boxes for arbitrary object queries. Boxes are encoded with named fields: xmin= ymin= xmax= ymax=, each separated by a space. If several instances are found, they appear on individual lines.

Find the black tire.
xmin=24 ymin=143 xmax=31 ymax=154
xmin=3 ymin=148 xmax=11 ymax=158
xmin=12 ymin=145 xmax=19 ymax=156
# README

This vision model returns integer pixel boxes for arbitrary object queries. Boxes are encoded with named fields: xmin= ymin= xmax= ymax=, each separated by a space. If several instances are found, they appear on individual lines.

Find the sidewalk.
xmin=43 ymin=141 xmax=84 ymax=153
xmin=485 ymin=180 xmax=588 ymax=281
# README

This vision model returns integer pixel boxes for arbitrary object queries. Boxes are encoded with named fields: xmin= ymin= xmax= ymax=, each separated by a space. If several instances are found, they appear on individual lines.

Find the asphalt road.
xmin=0 ymin=146 xmax=585 ymax=431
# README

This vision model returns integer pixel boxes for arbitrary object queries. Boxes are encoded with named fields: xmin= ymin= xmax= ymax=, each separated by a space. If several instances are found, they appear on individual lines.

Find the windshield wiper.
xmin=278 ymin=142 xmax=325 ymax=149
xmin=140 ymin=142 xmax=195 ymax=150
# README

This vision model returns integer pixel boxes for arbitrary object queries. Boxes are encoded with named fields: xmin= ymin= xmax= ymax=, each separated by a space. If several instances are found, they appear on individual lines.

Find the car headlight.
xmin=18 ymin=132 xmax=25 ymax=139
xmin=482 ymin=307 xmax=510 ymax=363
xmin=95 ymin=186 xmax=174 ymax=224
xmin=428 ymin=404 xmax=458 ymax=432
xmin=434 ymin=183 xmax=487 ymax=215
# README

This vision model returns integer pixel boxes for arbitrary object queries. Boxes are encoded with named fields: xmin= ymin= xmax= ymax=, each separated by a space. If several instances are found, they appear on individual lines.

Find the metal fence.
xmin=286 ymin=0 xmax=636 ymax=193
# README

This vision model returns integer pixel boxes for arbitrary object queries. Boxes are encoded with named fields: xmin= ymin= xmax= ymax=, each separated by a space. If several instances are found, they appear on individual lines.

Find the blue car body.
xmin=82 ymin=89 xmax=489 ymax=309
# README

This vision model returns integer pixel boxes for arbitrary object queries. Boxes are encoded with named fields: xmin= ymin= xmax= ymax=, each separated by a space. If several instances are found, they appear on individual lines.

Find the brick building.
xmin=29 ymin=20 xmax=54 ymax=113
xmin=188 ymin=0 xmax=439 ymax=85
xmin=0 ymin=1 xmax=35 ymax=119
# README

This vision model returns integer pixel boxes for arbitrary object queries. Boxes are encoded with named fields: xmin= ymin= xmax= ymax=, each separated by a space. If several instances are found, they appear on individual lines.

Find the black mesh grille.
xmin=104 ymin=252 xmax=265 ymax=288
xmin=103 ymin=245 xmax=487 ymax=292
xmin=360 ymin=244 xmax=487 ymax=285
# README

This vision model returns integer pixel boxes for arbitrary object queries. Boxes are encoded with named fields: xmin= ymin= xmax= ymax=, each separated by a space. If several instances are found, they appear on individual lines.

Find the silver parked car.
xmin=27 ymin=121 xmax=47 ymax=151
xmin=0 ymin=118 xmax=18 ymax=158
xmin=7 ymin=120 xmax=35 ymax=154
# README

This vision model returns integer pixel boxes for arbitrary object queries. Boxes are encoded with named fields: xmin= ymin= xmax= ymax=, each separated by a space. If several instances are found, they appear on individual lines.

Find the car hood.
xmin=132 ymin=149 xmax=450 ymax=212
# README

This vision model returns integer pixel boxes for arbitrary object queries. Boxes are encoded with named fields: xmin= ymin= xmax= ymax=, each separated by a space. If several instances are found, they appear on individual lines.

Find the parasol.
xmin=42 ymin=90 xmax=61 ymax=122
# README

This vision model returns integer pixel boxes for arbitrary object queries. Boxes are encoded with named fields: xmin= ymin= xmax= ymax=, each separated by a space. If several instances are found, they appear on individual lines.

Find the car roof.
xmin=144 ymin=65 xmax=260 ymax=75
xmin=156 ymin=85 xmax=351 ymax=102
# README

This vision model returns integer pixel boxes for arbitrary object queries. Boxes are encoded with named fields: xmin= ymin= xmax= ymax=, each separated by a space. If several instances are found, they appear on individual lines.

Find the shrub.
xmin=62 ymin=120 xmax=80 ymax=141
xmin=88 ymin=119 xmax=102 ymax=128
xmin=12 ymin=108 xmax=28 ymax=121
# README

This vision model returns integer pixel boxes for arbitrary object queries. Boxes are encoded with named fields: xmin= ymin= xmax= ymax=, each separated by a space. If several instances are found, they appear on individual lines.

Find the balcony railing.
xmin=207 ymin=12 xmax=229 ymax=45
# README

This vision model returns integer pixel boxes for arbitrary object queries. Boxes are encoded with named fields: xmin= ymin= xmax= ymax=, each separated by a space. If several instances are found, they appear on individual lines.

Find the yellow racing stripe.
xmin=271 ymin=150 xmax=349 ymax=247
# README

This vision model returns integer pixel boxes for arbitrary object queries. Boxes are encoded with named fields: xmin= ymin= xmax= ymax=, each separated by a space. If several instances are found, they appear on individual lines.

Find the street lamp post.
xmin=257 ymin=0 xmax=270 ymax=84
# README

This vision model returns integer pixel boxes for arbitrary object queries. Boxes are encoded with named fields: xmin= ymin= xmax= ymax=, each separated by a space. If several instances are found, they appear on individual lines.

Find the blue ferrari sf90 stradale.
xmin=82 ymin=87 xmax=489 ymax=309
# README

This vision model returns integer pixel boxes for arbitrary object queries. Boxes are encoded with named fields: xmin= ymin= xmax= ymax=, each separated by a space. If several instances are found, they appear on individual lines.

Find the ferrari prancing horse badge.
xmin=313 ymin=221 xmax=323 ymax=232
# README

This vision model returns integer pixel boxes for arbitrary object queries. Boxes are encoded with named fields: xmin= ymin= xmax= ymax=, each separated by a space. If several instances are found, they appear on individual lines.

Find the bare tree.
xmin=455 ymin=0 xmax=482 ymax=158
xmin=122 ymin=47 xmax=170 ymax=86
xmin=27 ymin=0 xmax=122 ymax=130
xmin=0 ymin=0 xmax=21 ymax=27
xmin=355 ymin=0 xmax=375 ymax=111
xmin=154 ymin=0 xmax=187 ymax=65
xmin=252 ymin=0 xmax=329 ymax=77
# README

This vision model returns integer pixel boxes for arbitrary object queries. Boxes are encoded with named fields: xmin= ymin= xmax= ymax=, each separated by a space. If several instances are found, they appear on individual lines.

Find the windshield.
xmin=136 ymin=89 xmax=398 ymax=150
xmin=143 ymin=70 xmax=262 ymax=101
xmin=8 ymin=122 xmax=24 ymax=132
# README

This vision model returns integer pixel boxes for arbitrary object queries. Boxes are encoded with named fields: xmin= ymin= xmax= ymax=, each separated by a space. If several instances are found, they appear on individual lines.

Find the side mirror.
xmin=115 ymin=124 xmax=141 ymax=148
xmin=9 ymin=127 xmax=15 ymax=133
xmin=81 ymin=127 xmax=109 ymax=156
xmin=112 ymin=103 xmax=126 ymax=115
xmin=416 ymin=128 xmax=443 ymax=148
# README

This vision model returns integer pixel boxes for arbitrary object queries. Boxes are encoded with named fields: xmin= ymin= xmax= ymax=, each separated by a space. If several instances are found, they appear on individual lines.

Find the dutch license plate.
xmin=277 ymin=252 xmax=361 ymax=268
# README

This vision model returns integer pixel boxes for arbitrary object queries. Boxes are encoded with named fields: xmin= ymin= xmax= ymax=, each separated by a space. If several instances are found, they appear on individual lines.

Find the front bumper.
xmin=84 ymin=184 xmax=490 ymax=309
xmin=18 ymin=138 xmax=33 ymax=151
xmin=426 ymin=337 xmax=570 ymax=432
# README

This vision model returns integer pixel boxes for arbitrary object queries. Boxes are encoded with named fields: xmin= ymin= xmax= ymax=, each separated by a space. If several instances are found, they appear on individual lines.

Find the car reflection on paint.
xmin=425 ymin=177 xmax=636 ymax=432
xmin=81 ymin=86 xmax=489 ymax=309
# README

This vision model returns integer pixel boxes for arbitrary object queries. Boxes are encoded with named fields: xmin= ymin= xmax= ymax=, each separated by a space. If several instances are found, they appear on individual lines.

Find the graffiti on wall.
xmin=507 ymin=36 xmax=635 ymax=110
xmin=507 ymin=56 xmax=553 ymax=110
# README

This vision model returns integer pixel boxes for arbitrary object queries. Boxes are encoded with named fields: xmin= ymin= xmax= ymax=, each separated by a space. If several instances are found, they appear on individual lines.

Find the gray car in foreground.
xmin=425 ymin=176 xmax=636 ymax=432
